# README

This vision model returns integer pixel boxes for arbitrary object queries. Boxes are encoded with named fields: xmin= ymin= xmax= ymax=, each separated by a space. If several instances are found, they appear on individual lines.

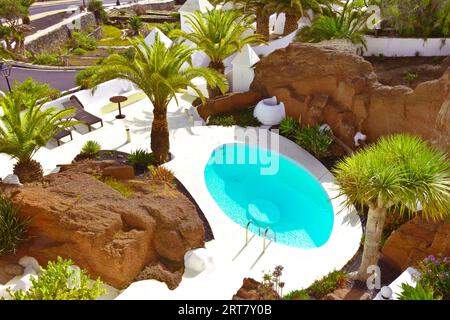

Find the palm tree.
xmin=221 ymin=0 xmax=273 ymax=41
xmin=333 ymin=134 xmax=450 ymax=281
xmin=296 ymin=0 xmax=374 ymax=49
xmin=0 ymin=95 xmax=76 ymax=183
xmin=268 ymin=0 xmax=328 ymax=35
xmin=128 ymin=16 xmax=143 ymax=36
xmin=171 ymin=9 xmax=266 ymax=75
xmin=89 ymin=37 xmax=228 ymax=164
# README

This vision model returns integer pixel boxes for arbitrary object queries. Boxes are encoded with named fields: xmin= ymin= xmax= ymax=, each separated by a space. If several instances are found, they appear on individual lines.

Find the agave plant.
xmin=333 ymin=134 xmax=450 ymax=281
xmin=296 ymin=0 xmax=375 ymax=48
xmin=0 ymin=95 xmax=77 ymax=183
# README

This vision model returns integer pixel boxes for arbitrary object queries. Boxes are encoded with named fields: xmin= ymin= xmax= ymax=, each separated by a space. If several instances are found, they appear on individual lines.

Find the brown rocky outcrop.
xmin=251 ymin=43 xmax=450 ymax=153
xmin=0 ymin=161 xmax=205 ymax=289
xmin=382 ymin=217 xmax=450 ymax=271
xmin=232 ymin=278 xmax=279 ymax=300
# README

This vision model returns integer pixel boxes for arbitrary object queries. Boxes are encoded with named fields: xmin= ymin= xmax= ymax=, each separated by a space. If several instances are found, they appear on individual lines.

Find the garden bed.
xmin=365 ymin=56 xmax=448 ymax=89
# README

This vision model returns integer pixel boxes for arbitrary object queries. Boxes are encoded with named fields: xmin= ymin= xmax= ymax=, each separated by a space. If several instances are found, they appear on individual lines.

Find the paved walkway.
xmin=0 ymin=93 xmax=362 ymax=300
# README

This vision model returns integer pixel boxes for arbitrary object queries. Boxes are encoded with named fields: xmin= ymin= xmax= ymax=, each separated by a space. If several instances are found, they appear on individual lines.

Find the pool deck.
xmin=0 ymin=95 xmax=362 ymax=299
xmin=118 ymin=126 xmax=362 ymax=299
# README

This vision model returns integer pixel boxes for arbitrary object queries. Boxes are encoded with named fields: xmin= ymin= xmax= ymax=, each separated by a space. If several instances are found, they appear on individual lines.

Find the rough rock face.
xmin=251 ymin=43 xmax=450 ymax=152
xmin=382 ymin=217 xmax=450 ymax=271
xmin=0 ymin=161 xmax=204 ymax=289
xmin=232 ymin=278 xmax=279 ymax=300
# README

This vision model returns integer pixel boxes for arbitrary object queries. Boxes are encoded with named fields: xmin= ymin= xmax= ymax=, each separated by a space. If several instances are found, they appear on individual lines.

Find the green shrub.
xmin=80 ymin=140 xmax=101 ymax=158
xmin=207 ymin=109 xmax=261 ymax=128
xmin=72 ymin=48 xmax=87 ymax=56
xmin=32 ymin=54 xmax=63 ymax=66
xmin=127 ymin=149 xmax=154 ymax=167
xmin=75 ymin=67 xmax=98 ymax=89
xmin=0 ymin=196 xmax=30 ymax=255
xmin=308 ymin=270 xmax=349 ymax=299
xmin=104 ymin=178 xmax=133 ymax=198
xmin=295 ymin=125 xmax=333 ymax=158
xmin=398 ymin=283 xmax=438 ymax=300
xmin=8 ymin=78 xmax=61 ymax=105
xmin=120 ymin=47 xmax=136 ymax=60
xmin=279 ymin=117 xmax=299 ymax=139
xmin=403 ymin=71 xmax=419 ymax=83
xmin=6 ymin=257 xmax=106 ymax=300
xmin=70 ymin=32 xmax=97 ymax=51
xmin=283 ymin=289 xmax=310 ymax=300
xmin=296 ymin=0 xmax=373 ymax=48
xmin=370 ymin=0 xmax=450 ymax=38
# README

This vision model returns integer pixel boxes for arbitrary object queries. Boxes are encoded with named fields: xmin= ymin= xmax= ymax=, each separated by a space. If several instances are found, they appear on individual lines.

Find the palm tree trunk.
xmin=256 ymin=12 xmax=270 ymax=41
xmin=283 ymin=14 xmax=300 ymax=35
xmin=151 ymin=106 xmax=170 ymax=164
xmin=356 ymin=206 xmax=387 ymax=281
xmin=207 ymin=61 xmax=225 ymax=98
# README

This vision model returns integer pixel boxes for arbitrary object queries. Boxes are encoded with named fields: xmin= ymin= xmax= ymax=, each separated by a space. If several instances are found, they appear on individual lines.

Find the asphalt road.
xmin=30 ymin=0 xmax=124 ymax=15
xmin=0 ymin=67 xmax=78 ymax=93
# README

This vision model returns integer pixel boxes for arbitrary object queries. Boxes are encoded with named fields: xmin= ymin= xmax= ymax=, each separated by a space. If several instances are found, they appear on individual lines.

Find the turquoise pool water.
xmin=204 ymin=143 xmax=334 ymax=248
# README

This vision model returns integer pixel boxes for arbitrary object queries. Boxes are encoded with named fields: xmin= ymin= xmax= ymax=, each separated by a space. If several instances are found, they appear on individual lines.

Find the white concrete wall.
xmin=362 ymin=36 xmax=450 ymax=57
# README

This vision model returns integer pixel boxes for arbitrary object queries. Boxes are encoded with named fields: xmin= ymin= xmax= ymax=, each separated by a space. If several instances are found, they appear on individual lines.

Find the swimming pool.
xmin=204 ymin=143 xmax=334 ymax=249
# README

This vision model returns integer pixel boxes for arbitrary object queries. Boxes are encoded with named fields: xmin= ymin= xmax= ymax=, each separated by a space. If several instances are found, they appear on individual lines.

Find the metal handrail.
xmin=263 ymin=226 xmax=277 ymax=253
xmin=245 ymin=219 xmax=261 ymax=244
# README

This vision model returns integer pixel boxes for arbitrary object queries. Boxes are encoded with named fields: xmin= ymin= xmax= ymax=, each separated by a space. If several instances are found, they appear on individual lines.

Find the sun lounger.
xmin=63 ymin=98 xmax=103 ymax=132
xmin=53 ymin=128 xmax=73 ymax=146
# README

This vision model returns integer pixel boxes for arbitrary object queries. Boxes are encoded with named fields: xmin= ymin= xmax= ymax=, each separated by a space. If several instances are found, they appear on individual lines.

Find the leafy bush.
xmin=308 ymin=270 xmax=349 ymax=299
xmin=0 ymin=196 xmax=30 ymax=255
xmin=127 ymin=149 xmax=154 ymax=167
xmin=75 ymin=67 xmax=98 ymax=89
xmin=80 ymin=140 xmax=101 ymax=158
xmin=87 ymin=0 xmax=108 ymax=24
xmin=370 ymin=0 xmax=450 ymax=38
xmin=283 ymin=289 xmax=310 ymax=300
xmin=398 ymin=283 xmax=438 ymax=300
xmin=8 ymin=78 xmax=60 ymax=105
xmin=295 ymin=125 xmax=333 ymax=158
xmin=403 ymin=71 xmax=419 ymax=84
xmin=415 ymin=256 xmax=450 ymax=299
xmin=104 ymin=177 xmax=133 ymax=198
xmin=296 ymin=0 xmax=375 ymax=48
xmin=72 ymin=48 xmax=87 ymax=56
xmin=279 ymin=117 xmax=299 ymax=139
xmin=70 ymin=32 xmax=97 ymax=51
xmin=207 ymin=109 xmax=261 ymax=128
xmin=6 ymin=257 xmax=106 ymax=300
xmin=149 ymin=166 xmax=175 ymax=184
xmin=120 ymin=47 xmax=136 ymax=60
xmin=32 ymin=54 xmax=63 ymax=66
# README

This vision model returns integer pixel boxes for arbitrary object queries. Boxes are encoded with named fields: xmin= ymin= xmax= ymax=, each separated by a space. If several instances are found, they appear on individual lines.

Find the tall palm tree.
xmin=89 ymin=37 xmax=228 ymax=164
xmin=269 ymin=0 xmax=328 ymax=35
xmin=221 ymin=0 xmax=273 ymax=41
xmin=171 ymin=9 xmax=266 ymax=75
xmin=333 ymin=134 xmax=450 ymax=281
xmin=0 ymin=96 xmax=76 ymax=183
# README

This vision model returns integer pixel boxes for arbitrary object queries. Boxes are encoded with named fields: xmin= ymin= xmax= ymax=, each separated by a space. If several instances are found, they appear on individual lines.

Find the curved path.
xmin=30 ymin=0 xmax=126 ymax=16
xmin=0 ymin=66 xmax=78 ymax=92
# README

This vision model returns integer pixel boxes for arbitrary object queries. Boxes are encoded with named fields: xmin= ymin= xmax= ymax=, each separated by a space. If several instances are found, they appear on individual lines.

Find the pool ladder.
xmin=245 ymin=219 xmax=277 ymax=253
